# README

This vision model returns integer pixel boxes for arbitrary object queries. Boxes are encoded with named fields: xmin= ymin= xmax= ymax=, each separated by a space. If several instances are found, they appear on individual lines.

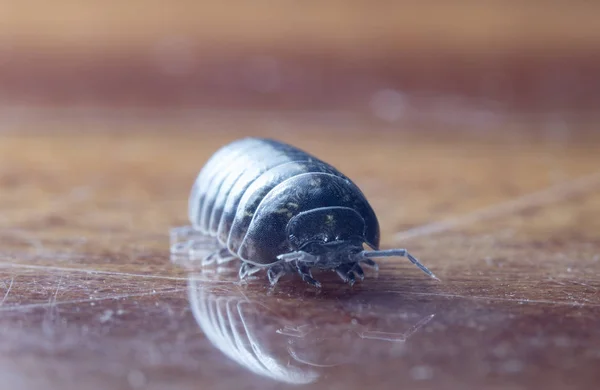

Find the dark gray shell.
xmin=188 ymin=137 xmax=380 ymax=265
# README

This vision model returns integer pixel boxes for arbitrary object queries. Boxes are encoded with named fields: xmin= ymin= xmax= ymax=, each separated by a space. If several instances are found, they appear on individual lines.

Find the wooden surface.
xmin=1 ymin=114 xmax=599 ymax=390
xmin=1 ymin=2 xmax=600 ymax=388
xmin=2 ymin=1 xmax=600 ymax=111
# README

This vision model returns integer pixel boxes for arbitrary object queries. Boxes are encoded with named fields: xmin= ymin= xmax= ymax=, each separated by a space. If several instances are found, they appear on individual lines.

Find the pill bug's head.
xmin=285 ymin=207 xmax=368 ymax=269
xmin=280 ymin=206 xmax=439 ymax=281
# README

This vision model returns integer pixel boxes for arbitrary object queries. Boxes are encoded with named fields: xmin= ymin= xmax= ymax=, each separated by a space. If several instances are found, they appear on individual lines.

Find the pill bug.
xmin=171 ymin=137 xmax=438 ymax=287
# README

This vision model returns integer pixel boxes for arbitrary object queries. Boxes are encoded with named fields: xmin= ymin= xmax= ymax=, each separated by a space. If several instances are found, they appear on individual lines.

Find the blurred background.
xmin=1 ymin=5 xmax=599 ymax=389
xmin=1 ymin=0 xmax=599 ymax=135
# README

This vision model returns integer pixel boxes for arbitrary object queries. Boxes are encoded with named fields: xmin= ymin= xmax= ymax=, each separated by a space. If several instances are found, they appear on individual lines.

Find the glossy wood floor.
xmin=1 ymin=113 xmax=599 ymax=390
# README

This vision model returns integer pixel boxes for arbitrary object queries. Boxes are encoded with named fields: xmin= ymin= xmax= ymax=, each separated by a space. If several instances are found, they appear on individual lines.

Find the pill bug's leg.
xmin=267 ymin=263 xmax=287 ymax=285
xmin=171 ymin=241 xmax=193 ymax=255
xmin=296 ymin=263 xmax=321 ymax=288
xmin=185 ymin=242 xmax=224 ymax=264
xmin=352 ymin=264 xmax=365 ymax=280
xmin=170 ymin=225 xmax=212 ymax=255
xmin=238 ymin=262 xmax=250 ymax=279
xmin=170 ymin=225 xmax=202 ymax=246
xmin=276 ymin=251 xmax=317 ymax=264
xmin=199 ymin=251 xmax=215 ymax=265
xmin=199 ymin=250 xmax=220 ymax=266
xmin=358 ymin=258 xmax=379 ymax=271
xmin=215 ymin=248 xmax=238 ymax=265
xmin=359 ymin=249 xmax=439 ymax=280
xmin=238 ymin=262 xmax=261 ymax=280
xmin=335 ymin=264 xmax=357 ymax=286
xmin=172 ymin=240 xmax=214 ymax=257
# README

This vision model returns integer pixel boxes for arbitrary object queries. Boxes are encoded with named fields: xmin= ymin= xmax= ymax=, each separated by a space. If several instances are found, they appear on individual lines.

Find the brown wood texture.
xmin=1 ymin=2 xmax=600 ymax=389
xmin=1 ymin=115 xmax=599 ymax=390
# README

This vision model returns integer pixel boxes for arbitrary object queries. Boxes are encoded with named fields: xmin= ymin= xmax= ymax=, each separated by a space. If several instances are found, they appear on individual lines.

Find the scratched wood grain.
xmin=1 ymin=2 xmax=600 ymax=388
xmin=0 ymin=115 xmax=599 ymax=390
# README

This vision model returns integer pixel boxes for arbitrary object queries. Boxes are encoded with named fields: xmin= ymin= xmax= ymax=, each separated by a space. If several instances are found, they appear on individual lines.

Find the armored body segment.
xmin=237 ymin=172 xmax=380 ymax=265
xmin=209 ymin=146 xmax=312 ymax=243
xmin=223 ymin=160 xmax=344 ymax=251
xmin=198 ymin=142 xmax=273 ymax=233
xmin=189 ymin=138 xmax=263 ymax=232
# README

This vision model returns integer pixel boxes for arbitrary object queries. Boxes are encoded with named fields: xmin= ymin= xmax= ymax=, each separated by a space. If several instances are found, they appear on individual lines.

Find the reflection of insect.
xmin=187 ymin=273 xmax=436 ymax=384
xmin=171 ymin=137 xmax=438 ymax=287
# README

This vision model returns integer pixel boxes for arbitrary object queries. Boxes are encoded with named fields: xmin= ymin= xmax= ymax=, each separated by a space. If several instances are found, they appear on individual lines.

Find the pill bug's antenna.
xmin=357 ymin=249 xmax=440 ymax=281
